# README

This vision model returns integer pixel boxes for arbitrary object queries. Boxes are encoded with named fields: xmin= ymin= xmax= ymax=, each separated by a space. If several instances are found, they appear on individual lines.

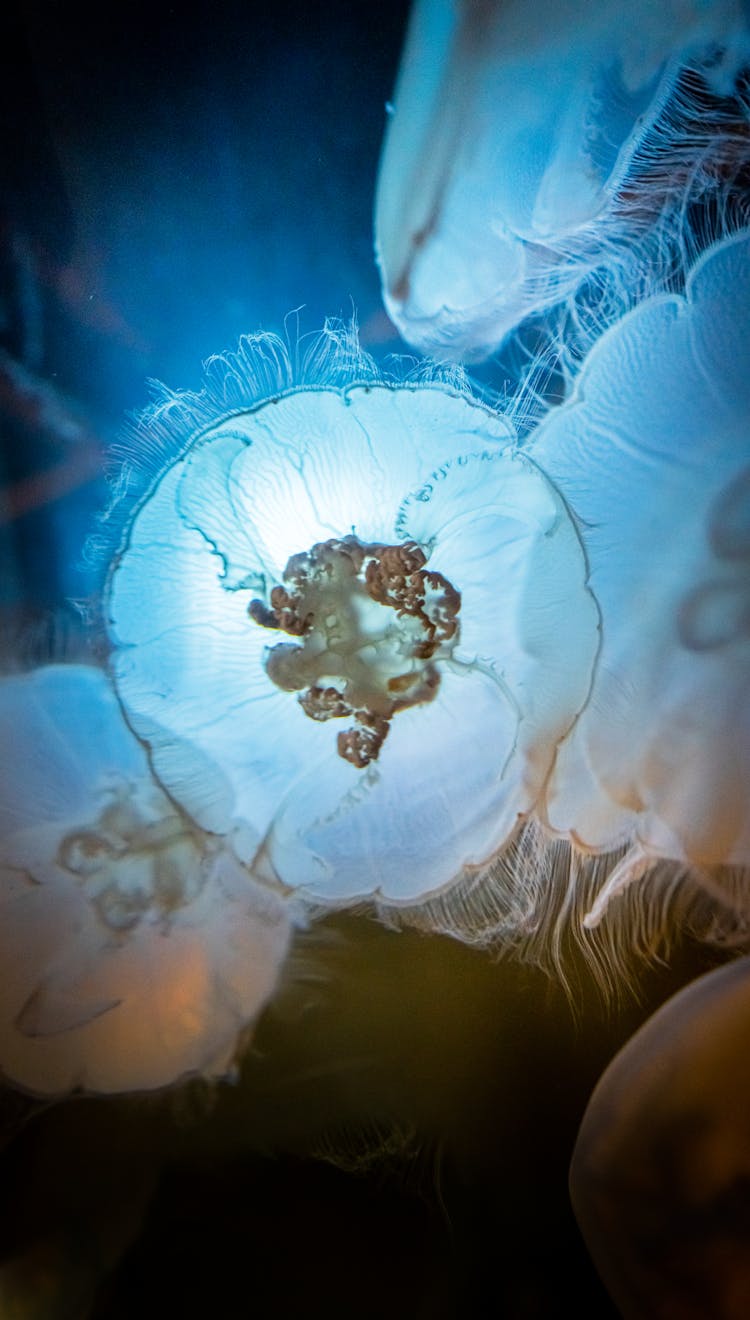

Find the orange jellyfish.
xmin=0 ymin=664 xmax=293 ymax=1095
xmin=571 ymin=955 xmax=750 ymax=1318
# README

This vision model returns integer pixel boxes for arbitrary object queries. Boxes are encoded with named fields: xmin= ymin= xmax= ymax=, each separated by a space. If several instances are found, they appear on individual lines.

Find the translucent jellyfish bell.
xmin=375 ymin=0 xmax=750 ymax=359
xmin=530 ymin=228 xmax=750 ymax=908
xmin=104 ymin=223 xmax=748 ymax=948
xmin=0 ymin=665 xmax=292 ymax=1096
xmin=104 ymin=333 xmax=599 ymax=908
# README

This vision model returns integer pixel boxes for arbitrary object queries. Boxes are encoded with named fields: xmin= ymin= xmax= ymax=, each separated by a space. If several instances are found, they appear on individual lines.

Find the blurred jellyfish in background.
xmin=376 ymin=0 xmax=750 ymax=363
xmin=570 ymin=955 xmax=750 ymax=1319
xmin=0 ymin=664 xmax=293 ymax=1096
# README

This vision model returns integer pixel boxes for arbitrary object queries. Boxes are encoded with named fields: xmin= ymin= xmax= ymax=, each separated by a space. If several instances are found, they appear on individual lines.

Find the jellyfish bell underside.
xmin=0 ymin=665 xmax=293 ymax=1097
xmin=375 ymin=0 xmax=750 ymax=360
xmin=105 ymin=374 xmax=599 ymax=911
xmin=570 ymin=954 xmax=750 ymax=1318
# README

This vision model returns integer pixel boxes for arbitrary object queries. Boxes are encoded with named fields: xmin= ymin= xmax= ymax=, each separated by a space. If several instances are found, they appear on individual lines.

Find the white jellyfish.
xmin=530 ymin=226 xmax=750 ymax=921
xmin=375 ymin=0 xmax=750 ymax=360
xmin=104 ymin=231 xmax=748 ymax=964
xmin=0 ymin=664 xmax=293 ymax=1096
xmin=104 ymin=330 xmax=599 ymax=907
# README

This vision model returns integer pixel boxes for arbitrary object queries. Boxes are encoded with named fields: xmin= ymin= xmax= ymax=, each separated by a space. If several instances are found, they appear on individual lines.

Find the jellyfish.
xmin=103 ymin=232 xmax=748 ymax=961
xmin=104 ymin=328 xmax=599 ymax=908
xmin=529 ymin=225 xmax=750 ymax=922
xmin=375 ymin=0 xmax=750 ymax=361
xmin=570 ymin=954 xmax=750 ymax=1317
xmin=0 ymin=664 xmax=293 ymax=1096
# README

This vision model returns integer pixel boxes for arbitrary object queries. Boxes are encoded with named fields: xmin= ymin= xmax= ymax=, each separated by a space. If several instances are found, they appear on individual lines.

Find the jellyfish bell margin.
xmin=375 ymin=0 xmax=750 ymax=362
xmin=103 ymin=329 xmax=599 ymax=911
xmin=0 ymin=664 xmax=294 ymax=1098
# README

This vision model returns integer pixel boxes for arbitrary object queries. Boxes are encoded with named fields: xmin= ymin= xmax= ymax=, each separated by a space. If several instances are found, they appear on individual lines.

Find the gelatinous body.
xmin=0 ymin=665 xmax=292 ymax=1095
xmin=105 ymin=337 xmax=598 ymax=906
xmin=376 ymin=0 xmax=750 ymax=359
xmin=105 ymin=218 xmax=748 ymax=952
xmin=570 ymin=955 xmax=750 ymax=1318
xmin=531 ymin=229 xmax=750 ymax=901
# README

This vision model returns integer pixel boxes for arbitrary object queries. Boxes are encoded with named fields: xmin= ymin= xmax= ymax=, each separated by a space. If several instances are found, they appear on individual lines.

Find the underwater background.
xmin=0 ymin=2 xmax=730 ymax=1315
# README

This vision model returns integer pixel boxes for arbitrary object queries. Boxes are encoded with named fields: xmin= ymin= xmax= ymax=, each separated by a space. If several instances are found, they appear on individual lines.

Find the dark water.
xmin=0 ymin=0 xmax=407 ymax=611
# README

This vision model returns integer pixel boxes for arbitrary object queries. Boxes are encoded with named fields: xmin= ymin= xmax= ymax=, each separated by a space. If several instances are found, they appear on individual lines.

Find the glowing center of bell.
xmin=250 ymin=536 xmax=461 ymax=767
xmin=58 ymin=780 xmax=205 ymax=931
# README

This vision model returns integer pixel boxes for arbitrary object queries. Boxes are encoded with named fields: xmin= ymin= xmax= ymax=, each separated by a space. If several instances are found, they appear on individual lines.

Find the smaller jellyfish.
xmin=103 ymin=329 xmax=599 ymax=909
xmin=570 ymin=955 xmax=750 ymax=1318
xmin=375 ymin=0 xmax=750 ymax=360
xmin=0 ymin=664 xmax=293 ymax=1096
